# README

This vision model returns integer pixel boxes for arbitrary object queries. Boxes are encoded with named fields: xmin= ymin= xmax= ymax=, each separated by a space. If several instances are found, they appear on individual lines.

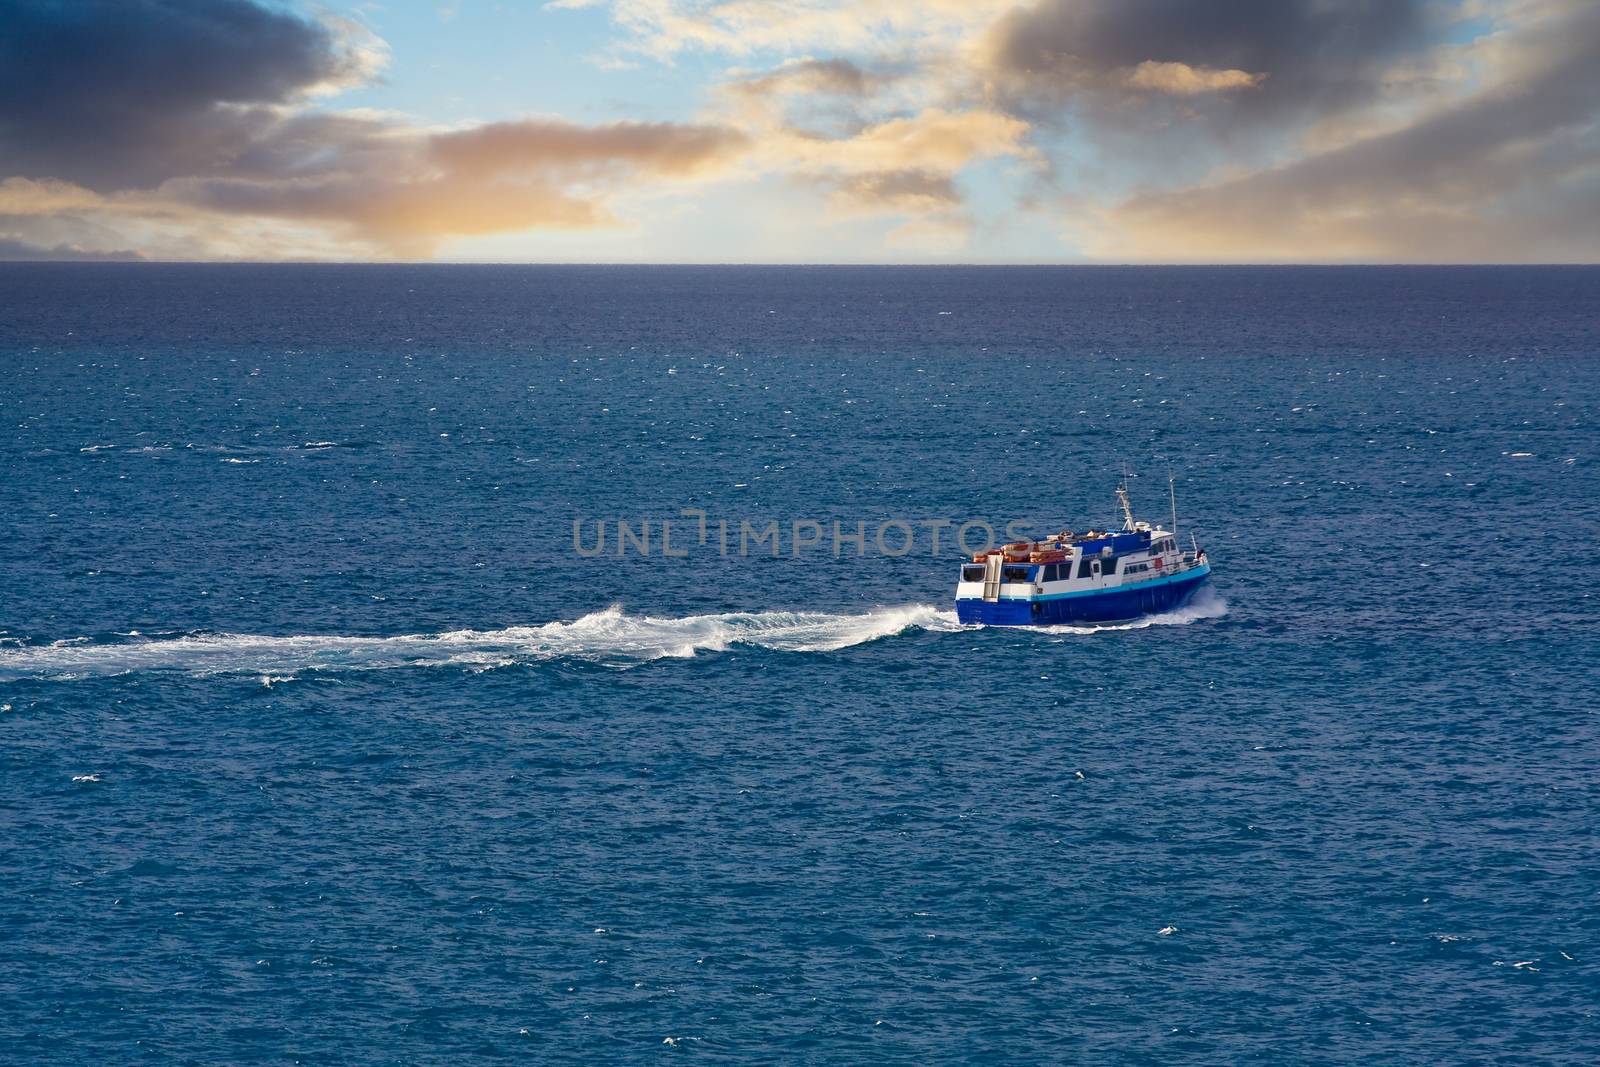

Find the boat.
xmin=954 ymin=479 xmax=1211 ymax=626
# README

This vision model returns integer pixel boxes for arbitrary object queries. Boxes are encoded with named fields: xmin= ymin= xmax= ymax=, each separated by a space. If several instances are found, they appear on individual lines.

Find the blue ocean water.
xmin=1 ymin=264 xmax=1596 ymax=1063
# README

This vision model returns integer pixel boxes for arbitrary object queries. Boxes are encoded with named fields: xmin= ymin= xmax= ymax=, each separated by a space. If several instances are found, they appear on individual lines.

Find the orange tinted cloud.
xmin=430 ymin=119 xmax=747 ymax=179
xmin=708 ymin=54 xmax=1031 ymax=242
xmin=566 ymin=0 xmax=1014 ymax=59
xmin=1119 ymin=61 xmax=1265 ymax=95
xmin=827 ymin=169 xmax=960 ymax=216
xmin=167 ymin=116 xmax=750 ymax=255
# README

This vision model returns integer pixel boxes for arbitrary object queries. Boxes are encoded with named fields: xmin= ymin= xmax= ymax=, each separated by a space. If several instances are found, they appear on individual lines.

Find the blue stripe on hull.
xmin=955 ymin=569 xmax=1210 ymax=626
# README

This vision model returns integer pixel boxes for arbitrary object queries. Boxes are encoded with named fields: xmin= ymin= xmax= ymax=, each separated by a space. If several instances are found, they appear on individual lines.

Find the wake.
xmin=0 ymin=605 xmax=957 ymax=681
xmin=0 ymin=593 xmax=1225 ymax=681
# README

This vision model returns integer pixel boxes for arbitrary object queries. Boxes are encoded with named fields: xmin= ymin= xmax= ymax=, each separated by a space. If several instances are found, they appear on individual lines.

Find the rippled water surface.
xmin=1 ymin=265 xmax=1596 ymax=1063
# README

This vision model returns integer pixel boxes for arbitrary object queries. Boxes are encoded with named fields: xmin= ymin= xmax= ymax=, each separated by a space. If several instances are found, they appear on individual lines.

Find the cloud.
xmin=570 ymin=0 xmax=1477 ymax=257
xmin=0 ymin=110 xmax=746 ymax=261
xmin=755 ymin=107 xmax=1031 ymax=245
xmin=718 ymin=56 xmax=889 ymax=128
xmin=726 ymin=57 xmax=881 ymax=100
xmin=0 ymin=178 xmax=109 ymax=215
xmin=761 ymin=108 xmax=1030 ymax=175
xmin=5 ymin=0 xmax=1596 ymax=261
xmin=820 ymin=169 xmax=971 ymax=251
xmin=982 ymin=0 xmax=1430 ymax=128
xmin=827 ymin=169 xmax=960 ymax=216
xmin=1120 ymin=61 xmax=1265 ymax=96
xmin=715 ymin=56 xmax=924 ymax=149
xmin=1096 ymin=1 xmax=1600 ymax=262
xmin=0 ymin=1 xmax=745 ymax=258
xmin=431 ymin=119 xmax=744 ymax=178
xmin=708 ymin=55 xmax=1030 ymax=243
xmin=167 ymin=115 xmax=750 ymax=256
xmin=567 ymin=0 xmax=1014 ymax=60
xmin=0 ymin=236 xmax=143 ymax=261
xmin=0 ymin=0 xmax=380 ymax=191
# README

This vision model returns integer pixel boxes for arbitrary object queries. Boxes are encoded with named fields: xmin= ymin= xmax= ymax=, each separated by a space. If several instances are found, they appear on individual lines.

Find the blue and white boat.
xmin=955 ymin=481 xmax=1211 ymax=626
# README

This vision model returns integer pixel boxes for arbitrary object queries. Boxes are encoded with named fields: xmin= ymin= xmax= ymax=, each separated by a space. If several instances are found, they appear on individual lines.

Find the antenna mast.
xmin=1116 ymin=472 xmax=1136 ymax=531
xmin=1168 ymin=472 xmax=1179 ymax=536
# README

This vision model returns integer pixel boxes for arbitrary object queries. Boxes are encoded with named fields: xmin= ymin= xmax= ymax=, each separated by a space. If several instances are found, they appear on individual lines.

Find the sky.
xmin=1 ymin=0 xmax=1598 ymax=263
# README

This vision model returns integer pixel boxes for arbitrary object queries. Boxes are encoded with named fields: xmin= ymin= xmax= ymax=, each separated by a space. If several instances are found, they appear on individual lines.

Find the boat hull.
xmin=955 ymin=565 xmax=1210 ymax=626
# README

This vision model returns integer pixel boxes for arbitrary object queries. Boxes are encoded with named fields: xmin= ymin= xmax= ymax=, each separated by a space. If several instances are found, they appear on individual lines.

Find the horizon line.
xmin=4 ymin=260 xmax=1599 ymax=268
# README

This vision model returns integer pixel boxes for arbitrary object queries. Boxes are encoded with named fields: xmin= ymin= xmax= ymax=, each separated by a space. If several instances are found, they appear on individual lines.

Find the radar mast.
xmin=1116 ymin=478 xmax=1137 ymax=531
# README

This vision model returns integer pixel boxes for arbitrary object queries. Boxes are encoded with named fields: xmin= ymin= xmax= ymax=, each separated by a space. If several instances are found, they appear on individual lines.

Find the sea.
xmin=1 ymin=264 xmax=1596 ymax=1064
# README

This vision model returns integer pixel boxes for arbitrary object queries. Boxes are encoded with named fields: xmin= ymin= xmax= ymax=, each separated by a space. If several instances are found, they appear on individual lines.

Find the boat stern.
xmin=954 ymin=597 xmax=1037 ymax=625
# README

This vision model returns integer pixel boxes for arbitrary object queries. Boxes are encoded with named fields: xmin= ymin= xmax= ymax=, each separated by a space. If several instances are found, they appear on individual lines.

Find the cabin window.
xmin=962 ymin=565 xmax=985 ymax=582
xmin=1077 ymin=558 xmax=1095 ymax=579
xmin=1103 ymin=557 xmax=1118 ymax=575
xmin=1002 ymin=565 xmax=1030 ymax=583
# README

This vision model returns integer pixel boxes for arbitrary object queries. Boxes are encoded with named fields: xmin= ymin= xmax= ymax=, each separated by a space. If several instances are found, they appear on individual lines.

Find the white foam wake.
xmin=0 ymin=604 xmax=963 ymax=681
xmin=0 ymin=593 xmax=1226 ymax=682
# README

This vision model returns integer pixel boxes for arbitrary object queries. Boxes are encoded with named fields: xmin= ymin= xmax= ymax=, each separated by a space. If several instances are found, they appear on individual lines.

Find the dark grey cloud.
xmin=1105 ymin=3 xmax=1600 ymax=261
xmin=985 ymin=0 xmax=1431 ymax=125
xmin=0 ymin=0 xmax=359 ymax=191
xmin=0 ymin=2 xmax=746 ymax=255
